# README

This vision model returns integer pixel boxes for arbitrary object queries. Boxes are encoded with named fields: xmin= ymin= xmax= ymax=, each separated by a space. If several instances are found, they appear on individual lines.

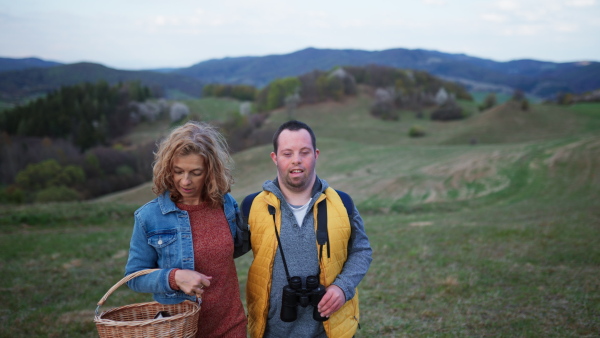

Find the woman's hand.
xmin=175 ymin=269 xmax=212 ymax=298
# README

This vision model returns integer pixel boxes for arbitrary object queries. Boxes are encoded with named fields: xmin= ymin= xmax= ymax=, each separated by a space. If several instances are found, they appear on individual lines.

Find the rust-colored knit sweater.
xmin=177 ymin=202 xmax=247 ymax=338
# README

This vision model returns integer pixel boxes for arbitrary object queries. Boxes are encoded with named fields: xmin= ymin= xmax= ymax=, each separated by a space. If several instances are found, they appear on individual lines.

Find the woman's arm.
xmin=125 ymin=212 xmax=173 ymax=293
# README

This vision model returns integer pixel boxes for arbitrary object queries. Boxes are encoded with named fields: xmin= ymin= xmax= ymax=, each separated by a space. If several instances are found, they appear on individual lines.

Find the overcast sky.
xmin=1 ymin=0 xmax=598 ymax=70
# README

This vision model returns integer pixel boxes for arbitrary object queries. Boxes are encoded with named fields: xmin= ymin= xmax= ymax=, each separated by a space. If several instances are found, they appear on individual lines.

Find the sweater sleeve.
xmin=169 ymin=268 xmax=180 ymax=290
xmin=331 ymin=206 xmax=373 ymax=301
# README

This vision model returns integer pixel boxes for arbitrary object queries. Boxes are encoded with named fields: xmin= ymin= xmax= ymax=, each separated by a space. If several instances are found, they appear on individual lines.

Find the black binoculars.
xmin=280 ymin=275 xmax=328 ymax=322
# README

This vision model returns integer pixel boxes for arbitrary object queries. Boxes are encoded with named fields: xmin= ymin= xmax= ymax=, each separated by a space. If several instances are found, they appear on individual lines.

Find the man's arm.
xmin=318 ymin=206 xmax=372 ymax=316
xmin=331 ymin=206 xmax=373 ymax=301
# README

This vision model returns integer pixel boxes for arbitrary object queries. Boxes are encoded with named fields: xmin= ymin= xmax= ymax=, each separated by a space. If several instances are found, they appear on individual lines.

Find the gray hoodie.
xmin=263 ymin=177 xmax=373 ymax=338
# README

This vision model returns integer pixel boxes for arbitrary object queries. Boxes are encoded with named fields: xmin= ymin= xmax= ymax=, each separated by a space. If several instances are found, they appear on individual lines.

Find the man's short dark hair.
xmin=272 ymin=120 xmax=317 ymax=154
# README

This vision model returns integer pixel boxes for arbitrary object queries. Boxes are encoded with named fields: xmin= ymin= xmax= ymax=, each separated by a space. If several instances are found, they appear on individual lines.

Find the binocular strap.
xmin=269 ymin=204 xmax=323 ymax=283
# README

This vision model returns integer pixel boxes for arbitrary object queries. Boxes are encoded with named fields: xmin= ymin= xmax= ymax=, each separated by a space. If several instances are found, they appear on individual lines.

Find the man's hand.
xmin=317 ymin=284 xmax=346 ymax=317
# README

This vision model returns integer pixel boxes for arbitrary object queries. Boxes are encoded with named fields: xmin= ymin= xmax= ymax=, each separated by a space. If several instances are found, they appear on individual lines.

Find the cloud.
xmin=554 ymin=23 xmax=579 ymax=32
xmin=500 ymin=24 xmax=543 ymax=36
xmin=565 ymin=0 xmax=597 ymax=6
xmin=154 ymin=16 xmax=166 ymax=26
xmin=481 ymin=13 xmax=507 ymax=23
xmin=494 ymin=0 xmax=520 ymax=10
xmin=420 ymin=0 xmax=447 ymax=5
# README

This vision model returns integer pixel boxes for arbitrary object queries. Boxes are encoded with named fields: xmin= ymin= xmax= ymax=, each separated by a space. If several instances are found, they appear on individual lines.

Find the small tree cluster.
xmin=169 ymin=102 xmax=190 ymax=122
xmin=479 ymin=93 xmax=497 ymax=111
xmin=16 ymin=159 xmax=85 ymax=191
xmin=556 ymin=92 xmax=574 ymax=105
xmin=430 ymin=102 xmax=464 ymax=121
xmin=558 ymin=89 xmax=600 ymax=104
xmin=346 ymin=65 xmax=471 ymax=121
xmin=344 ymin=65 xmax=473 ymax=104
xmin=252 ymin=68 xmax=359 ymax=113
xmin=129 ymin=99 xmax=169 ymax=123
xmin=285 ymin=92 xmax=301 ymax=119
xmin=218 ymin=113 xmax=272 ymax=153
xmin=203 ymin=84 xmax=257 ymax=101
xmin=370 ymin=88 xmax=399 ymax=120
xmin=14 ymin=159 xmax=84 ymax=203
xmin=511 ymin=89 xmax=530 ymax=111
xmin=254 ymin=77 xmax=301 ymax=112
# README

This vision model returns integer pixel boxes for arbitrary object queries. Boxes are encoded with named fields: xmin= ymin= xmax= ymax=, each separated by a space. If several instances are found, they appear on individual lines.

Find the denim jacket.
xmin=125 ymin=191 xmax=248 ymax=304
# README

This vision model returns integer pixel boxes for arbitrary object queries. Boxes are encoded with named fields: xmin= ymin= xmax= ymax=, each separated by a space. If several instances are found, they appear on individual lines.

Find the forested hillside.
xmin=0 ymin=81 xmax=160 ymax=203
xmin=1 ymin=81 xmax=153 ymax=150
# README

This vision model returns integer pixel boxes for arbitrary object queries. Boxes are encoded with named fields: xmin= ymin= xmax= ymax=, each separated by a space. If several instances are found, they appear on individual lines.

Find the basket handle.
xmin=95 ymin=268 xmax=160 ymax=317
xmin=97 ymin=269 xmax=159 ymax=306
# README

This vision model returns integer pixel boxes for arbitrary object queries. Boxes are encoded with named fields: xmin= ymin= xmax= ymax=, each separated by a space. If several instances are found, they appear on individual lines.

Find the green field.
xmin=1 ymin=93 xmax=599 ymax=337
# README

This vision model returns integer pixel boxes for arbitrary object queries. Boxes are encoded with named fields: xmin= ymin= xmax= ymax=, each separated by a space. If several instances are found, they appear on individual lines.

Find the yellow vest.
xmin=246 ymin=188 xmax=360 ymax=338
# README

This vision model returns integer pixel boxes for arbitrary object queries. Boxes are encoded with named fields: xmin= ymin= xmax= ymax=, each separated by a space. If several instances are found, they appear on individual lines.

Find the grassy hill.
xmin=1 ymin=93 xmax=599 ymax=336
xmin=99 ymin=92 xmax=599 ymax=207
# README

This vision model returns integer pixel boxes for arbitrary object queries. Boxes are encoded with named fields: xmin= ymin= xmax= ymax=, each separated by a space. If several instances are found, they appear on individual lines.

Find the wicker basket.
xmin=95 ymin=269 xmax=201 ymax=338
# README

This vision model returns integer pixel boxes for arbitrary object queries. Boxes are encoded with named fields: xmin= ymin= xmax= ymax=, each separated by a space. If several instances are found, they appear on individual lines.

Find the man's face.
xmin=271 ymin=129 xmax=319 ymax=194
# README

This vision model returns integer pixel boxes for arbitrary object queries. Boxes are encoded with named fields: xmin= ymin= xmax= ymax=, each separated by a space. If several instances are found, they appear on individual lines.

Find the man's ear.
xmin=270 ymin=152 xmax=277 ymax=165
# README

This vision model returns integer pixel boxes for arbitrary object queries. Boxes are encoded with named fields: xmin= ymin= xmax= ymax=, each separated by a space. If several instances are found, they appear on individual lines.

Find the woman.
xmin=125 ymin=121 xmax=248 ymax=337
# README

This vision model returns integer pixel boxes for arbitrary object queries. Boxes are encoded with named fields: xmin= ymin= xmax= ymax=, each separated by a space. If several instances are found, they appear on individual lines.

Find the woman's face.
xmin=172 ymin=154 xmax=206 ymax=205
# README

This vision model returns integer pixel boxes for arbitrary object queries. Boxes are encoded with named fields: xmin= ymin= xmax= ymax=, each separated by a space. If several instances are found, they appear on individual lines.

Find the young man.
xmin=244 ymin=120 xmax=372 ymax=338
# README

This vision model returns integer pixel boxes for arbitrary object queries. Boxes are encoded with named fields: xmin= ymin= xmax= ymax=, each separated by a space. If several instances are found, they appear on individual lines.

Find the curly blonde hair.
xmin=152 ymin=121 xmax=234 ymax=208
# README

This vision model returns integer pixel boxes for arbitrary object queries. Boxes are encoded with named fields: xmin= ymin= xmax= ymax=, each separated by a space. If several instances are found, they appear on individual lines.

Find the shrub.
xmin=479 ymin=93 xmax=497 ymax=111
xmin=88 ymin=147 xmax=136 ymax=176
xmin=370 ymin=88 xmax=399 ymax=121
xmin=169 ymin=102 xmax=190 ymax=122
xmin=265 ymin=77 xmax=301 ymax=111
xmin=512 ymin=89 xmax=526 ymax=101
xmin=116 ymin=165 xmax=135 ymax=176
xmin=370 ymin=101 xmax=398 ymax=120
xmin=35 ymin=185 xmax=81 ymax=203
xmin=51 ymin=165 xmax=86 ymax=187
xmin=15 ymin=160 xmax=86 ymax=191
xmin=431 ymin=103 xmax=464 ymax=121
xmin=203 ymin=84 xmax=257 ymax=101
xmin=409 ymin=126 xmax=426 ymax=138
xmin=15 ymin=159 xmax=62 ymax=191
xmin=0 ymin=185 xmax=25 ymax=204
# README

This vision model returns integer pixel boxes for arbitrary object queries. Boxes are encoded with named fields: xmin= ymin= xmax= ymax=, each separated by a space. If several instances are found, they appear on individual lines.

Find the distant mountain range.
xmin=0 ymin=57 xmax=62 ymax=73
xmin=173 ymin=48 xmax=599 ymax=98
xmin=1 ymin=47 xmax=599 ymax=103
xmin=0 ymin=62 xmax=204 ymax=103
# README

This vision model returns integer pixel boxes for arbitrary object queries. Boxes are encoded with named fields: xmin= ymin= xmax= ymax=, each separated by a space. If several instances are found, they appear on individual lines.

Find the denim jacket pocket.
xmin=147 ymin=229 xmax=178 ymax=248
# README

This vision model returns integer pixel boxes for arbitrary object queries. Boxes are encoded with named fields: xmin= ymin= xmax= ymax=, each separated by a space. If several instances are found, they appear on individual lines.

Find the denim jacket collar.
xmin=157 ymin=191 xmax=179 ymax=214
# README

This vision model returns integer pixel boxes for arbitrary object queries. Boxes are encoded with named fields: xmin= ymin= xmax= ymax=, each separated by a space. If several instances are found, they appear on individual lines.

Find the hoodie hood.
xmin=262 ymin=176 xmax=329 ymax=204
